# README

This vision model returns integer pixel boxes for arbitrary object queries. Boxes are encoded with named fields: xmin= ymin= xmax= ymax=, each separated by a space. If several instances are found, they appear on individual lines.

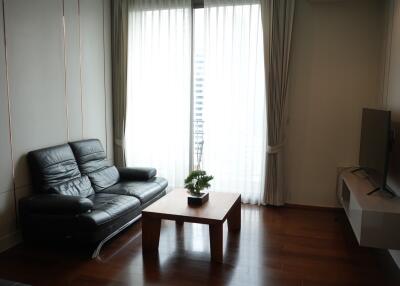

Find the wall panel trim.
xmin=2 ymin=0 xmax=17 ymax=227
xmin=62 ymin=0 xmax=70 ymax=141
xmin=78 ymin=0 xmax=84 ymax=139
xmin=103 ymin=0 xmax=108 ymax=156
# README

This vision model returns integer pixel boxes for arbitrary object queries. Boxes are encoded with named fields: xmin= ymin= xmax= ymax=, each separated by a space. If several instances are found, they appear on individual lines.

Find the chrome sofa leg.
xmin=91 ymin=214 xmax=142 ymax=259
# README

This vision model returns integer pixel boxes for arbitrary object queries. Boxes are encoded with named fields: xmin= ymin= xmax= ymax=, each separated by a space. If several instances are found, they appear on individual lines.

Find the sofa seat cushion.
xmin=101 ymin=177 xmax=168 ymax=204
xmin=79 ymin=193 xmax=140 ymax=229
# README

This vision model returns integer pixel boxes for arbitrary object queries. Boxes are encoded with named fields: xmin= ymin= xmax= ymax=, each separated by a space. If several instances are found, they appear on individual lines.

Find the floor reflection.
xmin=0 ymin=205 xmax=396 ymax=286
xmin=139 ymin=219 xmax=242 ymax=285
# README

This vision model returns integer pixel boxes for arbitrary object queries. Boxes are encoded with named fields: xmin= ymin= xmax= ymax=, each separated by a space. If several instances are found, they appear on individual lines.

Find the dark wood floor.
xmin=0 ymin=205 xmax=398 ymax=286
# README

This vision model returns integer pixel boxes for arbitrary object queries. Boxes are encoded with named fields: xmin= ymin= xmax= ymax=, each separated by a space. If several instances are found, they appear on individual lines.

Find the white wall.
xmin=284 ymin=0 xmax=386 ymax=207
xmin=382 ymin=0 xmax=400 ymax=271
xmin=385 ymin=0 xmax=400 ymax=119
xmin=0 ymin=0 xmax=113 ymax=252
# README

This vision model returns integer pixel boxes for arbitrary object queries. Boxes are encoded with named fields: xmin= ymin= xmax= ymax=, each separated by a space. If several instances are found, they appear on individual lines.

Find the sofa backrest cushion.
xmin=69 ymin=139 xmax=109 ymax=173
xmin=87 ymin=166 xmax=120 ymax=191
xmin=69 ymin=139 xmax=119 ymax=191
xmin=49 ymin=175 xmax=94 ymax=197
xmin=28 ymin=144 xmax=82 ymax=193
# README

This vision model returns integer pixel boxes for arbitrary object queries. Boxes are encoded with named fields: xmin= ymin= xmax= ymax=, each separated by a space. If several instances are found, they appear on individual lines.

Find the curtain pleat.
xmin=111 ymin=0 xmax=129 ymax=167
xmin=125 ymin=0 xmax=191 ymax=189
xmin=260 ymin=0 xmax=295 ymax=206
xmin=202 ymin=0 xmax=267 ymax=204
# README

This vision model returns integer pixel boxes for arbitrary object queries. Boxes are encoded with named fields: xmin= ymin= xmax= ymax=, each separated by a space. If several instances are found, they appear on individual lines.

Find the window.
xmin=126 ymin=0 xmax=266 ymax=204
xmin=193 ymin=10 xmax=205 ymax=169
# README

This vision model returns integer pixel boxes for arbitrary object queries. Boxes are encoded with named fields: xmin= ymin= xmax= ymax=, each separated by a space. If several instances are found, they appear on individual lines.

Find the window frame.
xmin=189 ymin=1 xmax=205 ymax=171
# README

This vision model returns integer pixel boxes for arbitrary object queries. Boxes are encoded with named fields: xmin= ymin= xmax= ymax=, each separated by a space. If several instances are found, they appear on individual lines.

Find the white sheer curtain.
xmin=125 ymin=0 xmax=191 ymax=189
xmin=201 ymin=0 xmax=266 ymax=204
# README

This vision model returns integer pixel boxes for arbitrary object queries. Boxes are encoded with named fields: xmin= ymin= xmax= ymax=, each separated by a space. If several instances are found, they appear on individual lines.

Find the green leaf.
xmin=184 ymin=170 xmax=213 ymax=193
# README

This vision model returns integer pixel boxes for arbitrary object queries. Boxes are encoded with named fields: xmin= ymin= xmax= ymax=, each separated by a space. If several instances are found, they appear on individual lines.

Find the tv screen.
xmin=359 ymin=108 xmax=391 ymax=189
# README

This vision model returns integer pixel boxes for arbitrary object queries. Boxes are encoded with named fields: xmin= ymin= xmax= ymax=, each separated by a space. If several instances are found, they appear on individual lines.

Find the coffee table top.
xmin=142 ymin=189 xmax=241 ymax=224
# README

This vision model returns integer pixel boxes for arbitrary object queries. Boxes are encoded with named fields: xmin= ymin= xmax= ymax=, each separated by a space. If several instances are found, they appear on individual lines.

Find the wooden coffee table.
xmin=141 ymin=189 xmax=241 ymax=263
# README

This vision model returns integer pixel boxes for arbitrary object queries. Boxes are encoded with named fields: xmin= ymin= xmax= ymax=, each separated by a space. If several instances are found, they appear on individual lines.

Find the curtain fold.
xmin=201 ymin=0 xmax=267 ymax=204
xmin=260 ymin=0 xmax=295 ymax=206
xmin=125 ymin=0 xmax=191 ymax=189
xmin=111 ymin=0 xmax=129 ymax=167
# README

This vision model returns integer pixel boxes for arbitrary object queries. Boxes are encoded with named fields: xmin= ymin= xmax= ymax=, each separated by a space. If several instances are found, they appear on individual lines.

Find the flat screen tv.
xmin=359 ymin=108 xmax=391 ymax=191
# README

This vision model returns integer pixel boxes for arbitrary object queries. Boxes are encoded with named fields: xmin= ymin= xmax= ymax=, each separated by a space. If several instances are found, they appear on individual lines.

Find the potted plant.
xmin=185 ymin=170 xmax=213 ymax=206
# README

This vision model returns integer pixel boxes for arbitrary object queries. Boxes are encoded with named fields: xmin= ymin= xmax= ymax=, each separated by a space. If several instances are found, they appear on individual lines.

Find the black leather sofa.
xmin=19 ymin=139 xmax=167 ymax=257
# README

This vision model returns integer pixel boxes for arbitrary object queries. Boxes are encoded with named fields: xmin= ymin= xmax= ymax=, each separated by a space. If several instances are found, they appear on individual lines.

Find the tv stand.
xmin=366 ymin=187 xmax=381 ymax=195
xmin=337 ymin=168 xmax=400 ymax=250
xmin=349 ymin=167 xmax=395 ymax=197
xmin=367 ymin=187 xmax=396 ymax=197
xmin=350 ymin=167 xmax=363 ymax=174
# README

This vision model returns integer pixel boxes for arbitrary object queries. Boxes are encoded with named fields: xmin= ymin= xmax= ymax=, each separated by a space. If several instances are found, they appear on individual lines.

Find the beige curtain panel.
xmin=261 ymin=0 xmax=295 ymax=206
xmin=111 ymin=0 xmax=128 ymax=167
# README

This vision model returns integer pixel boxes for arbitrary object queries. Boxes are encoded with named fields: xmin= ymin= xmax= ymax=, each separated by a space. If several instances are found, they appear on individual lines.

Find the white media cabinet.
xmin=337 ymin=168 xmax=400 ymax=250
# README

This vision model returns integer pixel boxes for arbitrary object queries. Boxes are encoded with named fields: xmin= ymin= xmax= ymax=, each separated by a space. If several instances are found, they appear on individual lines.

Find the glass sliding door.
xmin=193 ymin=1 xmax=266 ymax=204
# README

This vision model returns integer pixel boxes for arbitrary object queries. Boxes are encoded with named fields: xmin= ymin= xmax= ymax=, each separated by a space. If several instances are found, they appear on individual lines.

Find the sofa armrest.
xmin=117 ymin=167 xmax=157 ymax=181
xmin=19 ymin=194 xmax=93 ymax=215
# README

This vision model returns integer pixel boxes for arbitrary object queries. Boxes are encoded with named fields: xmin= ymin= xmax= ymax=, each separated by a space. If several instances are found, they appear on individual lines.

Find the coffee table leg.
xmin=209 ymin=223 xmax=223 ymax=263
xmin=228 ymin=201 xmax=241 ymax=232
xmin=176 ymin=219 xmax=184 ymax=226
xmin=142 ymin=215 xmax=161 ymax=253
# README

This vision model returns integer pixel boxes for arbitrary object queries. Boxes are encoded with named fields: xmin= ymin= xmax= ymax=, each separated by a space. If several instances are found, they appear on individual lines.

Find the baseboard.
xmin=285 ymin=203 xmax=343 ymax=212
xmin=0 ymin=231 xmax=22 ymax=253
